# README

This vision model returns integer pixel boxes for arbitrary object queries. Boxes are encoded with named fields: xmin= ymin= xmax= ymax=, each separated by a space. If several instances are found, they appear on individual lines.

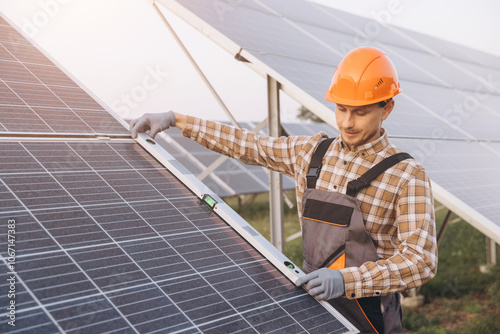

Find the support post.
xmin=480 ymin=237 xmax=497 ymax=273
xmin=437 ymin=209 xmax=453 ymax=247
xmin=486 ymin=237 xmax=497 ymax=266
xmin=267 ymin=76 xmax=284 ymax=252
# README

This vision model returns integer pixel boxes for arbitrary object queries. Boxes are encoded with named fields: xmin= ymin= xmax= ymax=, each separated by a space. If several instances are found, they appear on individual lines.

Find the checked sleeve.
xmin=339 ymin=168 xmax=438 ymax=299
xmin=182 ymin=116 xmax=327 ymax=179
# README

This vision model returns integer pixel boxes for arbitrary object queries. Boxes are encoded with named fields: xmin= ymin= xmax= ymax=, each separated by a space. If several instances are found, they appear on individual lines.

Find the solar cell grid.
xmin=396 ymin=27 xmax=500 ymax=71
xmin=191 ymin=0 xmax=340 ymax=66
xmin=390 ymin=138 xmax=500 ymax=230
xmin=1 ymin=42 xmax=52 ymax=65
xmin=0 ymin=140 xmax=354 ymax=333
xmin=0 ymin=17 xmax=128 ymax=135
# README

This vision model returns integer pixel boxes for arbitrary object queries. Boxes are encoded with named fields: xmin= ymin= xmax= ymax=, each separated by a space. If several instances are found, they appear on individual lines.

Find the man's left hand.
xmin=295 ymin=268 xmax=345 ymax=300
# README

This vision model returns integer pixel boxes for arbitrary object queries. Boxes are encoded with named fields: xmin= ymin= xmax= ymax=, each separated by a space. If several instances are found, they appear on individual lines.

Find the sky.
xmin=0 ymin=0 xmax=499 ymax=123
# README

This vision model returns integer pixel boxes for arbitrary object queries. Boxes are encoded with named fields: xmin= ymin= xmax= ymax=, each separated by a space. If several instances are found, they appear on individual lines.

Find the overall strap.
xmin=346 ymin=152 xmax=413 ymax=197
xmin=306 ymin=138 xmax=335 ymax=189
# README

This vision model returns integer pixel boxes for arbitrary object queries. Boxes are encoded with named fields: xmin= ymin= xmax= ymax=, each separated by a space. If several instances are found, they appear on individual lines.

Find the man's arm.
xmin=129 ymin=111 xmax=326 ymax=178
xmin=339 ymin=168 xmax=438 ymax=299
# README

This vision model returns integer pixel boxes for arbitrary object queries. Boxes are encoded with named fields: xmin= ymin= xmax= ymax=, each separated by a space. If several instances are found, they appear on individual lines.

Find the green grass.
xmin=395 ymin=205 xmax=500 ymax=333
xmin=419 ymin=208 xmax=499 ymax=301
xmin=222 ymin=193 xmax=500 ymax=332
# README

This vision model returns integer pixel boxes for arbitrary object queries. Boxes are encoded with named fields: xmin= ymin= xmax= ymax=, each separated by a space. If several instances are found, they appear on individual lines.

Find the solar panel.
xmin=0 ymin=16 xmax=128 ymax=135
xmin=156 ymin=0 xmax=500 ymax=244
xmin=0 ymin=139 xmax=356 ymax=333
xmin=0 ymin=12 xmax=357 ymax=334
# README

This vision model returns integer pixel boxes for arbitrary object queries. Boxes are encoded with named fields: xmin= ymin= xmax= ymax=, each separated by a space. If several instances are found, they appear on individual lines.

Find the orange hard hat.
xmin=325 ymin=46 xmax=402 ymax=106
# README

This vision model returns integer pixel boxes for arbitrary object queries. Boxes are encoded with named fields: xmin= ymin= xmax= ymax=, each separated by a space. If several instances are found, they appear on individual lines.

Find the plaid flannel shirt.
xmin=183 ymin=116 xmax=438 ymax=299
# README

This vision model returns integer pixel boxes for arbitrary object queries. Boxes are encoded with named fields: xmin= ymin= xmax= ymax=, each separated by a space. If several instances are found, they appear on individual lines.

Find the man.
xmin=130 ymin=47 xmax=438 ymax=333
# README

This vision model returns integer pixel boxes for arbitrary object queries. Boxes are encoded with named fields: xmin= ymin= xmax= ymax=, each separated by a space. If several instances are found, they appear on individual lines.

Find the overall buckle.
xmin=306 ymin=166 xmax=322 ymax=179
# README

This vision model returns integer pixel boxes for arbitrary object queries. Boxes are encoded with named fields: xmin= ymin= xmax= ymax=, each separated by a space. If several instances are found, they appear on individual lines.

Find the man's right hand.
xmin=129 ymin=111 xmax=176 ymax=139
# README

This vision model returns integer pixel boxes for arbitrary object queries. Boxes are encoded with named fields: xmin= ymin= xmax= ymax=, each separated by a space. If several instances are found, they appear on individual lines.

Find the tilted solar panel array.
xmin=0 ymin=141 xmax=353 ymax=333
xmin=0 ymin=12 xmax=357 ymax=334
xmin=157 ymin=0 xmax=500 ymax=243
xmin=0 ymin=16 xmax=128 ymax=136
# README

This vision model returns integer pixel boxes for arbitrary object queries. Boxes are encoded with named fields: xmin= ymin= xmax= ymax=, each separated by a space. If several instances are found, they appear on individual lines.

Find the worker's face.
xmin=335 ymin=100 xmax=394 ymax=150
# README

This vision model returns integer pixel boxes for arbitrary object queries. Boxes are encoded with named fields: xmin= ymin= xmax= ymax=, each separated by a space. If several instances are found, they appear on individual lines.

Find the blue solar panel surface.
xmin=0 ymin=140 xmax=352 ymax=333
xmin=0 ymin=16 xmax=128 ymax=135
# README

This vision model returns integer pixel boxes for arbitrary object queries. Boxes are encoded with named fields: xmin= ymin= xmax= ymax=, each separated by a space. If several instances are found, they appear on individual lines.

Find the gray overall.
xmin=302 ymin=138 xmax=410 ymax=334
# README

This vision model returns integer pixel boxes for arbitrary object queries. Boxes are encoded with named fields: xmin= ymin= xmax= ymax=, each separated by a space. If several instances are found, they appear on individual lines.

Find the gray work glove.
xmin=296 ymin=268 xmax=345 ymax=300
xmin=129 ymin=111 xmax=176 ymax=139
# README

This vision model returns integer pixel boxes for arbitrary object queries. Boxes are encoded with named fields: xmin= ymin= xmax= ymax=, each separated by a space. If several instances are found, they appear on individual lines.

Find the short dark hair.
xmin=378 ymin=98 xmax=392 ymax=108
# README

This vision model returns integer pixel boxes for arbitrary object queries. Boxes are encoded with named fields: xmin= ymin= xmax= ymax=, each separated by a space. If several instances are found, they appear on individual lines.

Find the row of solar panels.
xmin=1 ymin=0 xmax=500 ymax=331
xmin=0 ymin=10 xmax=357 ymax=334
xmin=159 ymin=0 xmax=500 ymax=140
xmin=156 ymin=0 xmax=500 ymax=244
xmin=1 ymin=1 xmax=498 ymax=242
